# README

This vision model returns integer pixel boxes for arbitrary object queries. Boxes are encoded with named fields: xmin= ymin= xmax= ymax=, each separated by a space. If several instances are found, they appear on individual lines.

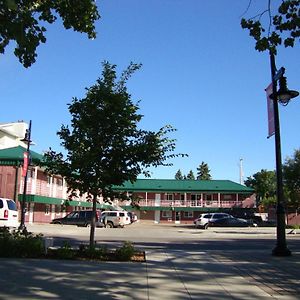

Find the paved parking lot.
xmin=1 ymin=222 xmax=300 ymax=300
xmin=26 ymin=221 xmax=300 ymax=252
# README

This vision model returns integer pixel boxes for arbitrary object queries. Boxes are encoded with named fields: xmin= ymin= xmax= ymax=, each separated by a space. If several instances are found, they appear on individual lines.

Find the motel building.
xmin=114 ymin=179 xmax=255 ymax=224
xmin=0 ymin=121 xmax=255 ymax=225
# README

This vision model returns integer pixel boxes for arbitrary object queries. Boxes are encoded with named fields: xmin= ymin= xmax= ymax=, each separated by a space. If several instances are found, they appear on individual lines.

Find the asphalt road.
xmin=26 ymin=221 xmax=300 ymax=254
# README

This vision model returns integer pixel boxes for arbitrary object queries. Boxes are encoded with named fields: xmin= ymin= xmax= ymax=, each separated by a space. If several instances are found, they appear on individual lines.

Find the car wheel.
xmin=105 ymin=222 xmax=114 ymax=228
xmin=85 ymin=223 xmax=91 ymax=228
xmin=204 ymin=223 xmax=209 ymax=229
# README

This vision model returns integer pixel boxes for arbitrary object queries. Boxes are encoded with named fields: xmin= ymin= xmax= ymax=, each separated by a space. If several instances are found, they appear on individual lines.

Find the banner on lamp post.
xmin=266 ymin=83 xmax=275 ymax=138
xmin=22 ymin=151 xmax=29 ymax=177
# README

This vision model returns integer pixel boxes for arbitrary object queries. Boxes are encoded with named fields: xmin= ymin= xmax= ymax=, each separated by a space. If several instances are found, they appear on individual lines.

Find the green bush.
xmin=0 ymin=227 xmax=44 ymax=258
xmin=286 ymin=224 xmax=300 ymax=229
xmin=0 ymin=229 xmax=139 ymax=262
xmin=78 ymin=243 xmax=108 ymax=259
xmin=55 ymin=241 xmax=76 ymax=259
xmin=115 ymin=241 xmax=135 ymax=261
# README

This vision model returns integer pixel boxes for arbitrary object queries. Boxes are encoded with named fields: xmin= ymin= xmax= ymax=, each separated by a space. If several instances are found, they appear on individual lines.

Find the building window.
xmin=57 ymin=178 xmax=63 ymax=190
xmin=191 ymin=194 xmax=201 ymax=201
xmin=166 ymin=193 xmax=173 ymax=201
xmin=223 ymin=194 xmax=232 ymax=200
xmin=162 ymin=211 xmax=172 ymax=218
xmin=28 ymin=169 xmax=34 ymax=179
xmin=55 ymin=205 xmax=61 ymax=214
xmin=205 ymin=194 xmax=212 ymax=201
xmin=45 ymin=204 xmax=50 ymax=215
xmin=180 ymin=194 xmax=185 ymax=205
xmin=183 ymin=211 xmax=193 ymax=218
xmin=47 ymin=175 xmax=52 ymax=186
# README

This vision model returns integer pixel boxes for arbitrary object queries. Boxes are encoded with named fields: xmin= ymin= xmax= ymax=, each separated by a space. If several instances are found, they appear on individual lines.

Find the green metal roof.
xmin=0 ymin=146 xmax=44 ymax=166
xmin=114 ymin=179 xmax=254 ymax=193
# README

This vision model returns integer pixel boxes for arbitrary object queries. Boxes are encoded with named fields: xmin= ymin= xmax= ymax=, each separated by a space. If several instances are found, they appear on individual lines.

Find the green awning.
xmin=17 ymin=194 xmax=113 ymax=209
xmin=0 ymin=146 xmax=44 ymax=166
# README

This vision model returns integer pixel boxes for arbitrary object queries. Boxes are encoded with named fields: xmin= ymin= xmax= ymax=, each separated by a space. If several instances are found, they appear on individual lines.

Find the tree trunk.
xmin=89 ymin=194 xmax=97 ymax=249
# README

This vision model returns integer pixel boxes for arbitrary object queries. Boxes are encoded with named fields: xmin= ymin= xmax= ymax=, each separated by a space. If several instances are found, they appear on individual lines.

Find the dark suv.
xmin=51 ymin=210 xmax=103 ymax=227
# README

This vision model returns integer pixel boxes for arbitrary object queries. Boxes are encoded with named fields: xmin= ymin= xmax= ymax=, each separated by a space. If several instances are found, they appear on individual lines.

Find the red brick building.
xmin=0 ymin=146 xmax=257 ymax=225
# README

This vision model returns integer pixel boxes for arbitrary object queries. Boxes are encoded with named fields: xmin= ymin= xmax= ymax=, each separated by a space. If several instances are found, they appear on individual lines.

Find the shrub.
xmin=78 ymin=243 xmax=108 ymax=260
xmin=55 ymin=241 xmax=75 ymax=259
xmin=115 ymin=241 xmax=135 ymax=261
xmin=286 ymin=224 xmax=300 ymax=229
xmin=0 ymin=227 xmax=44 ymax=258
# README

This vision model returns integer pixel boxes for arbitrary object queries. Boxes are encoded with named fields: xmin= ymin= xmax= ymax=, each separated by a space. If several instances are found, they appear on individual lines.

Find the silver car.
xmin=194 ymin=213 xmax=231 ymax=229
xmin=100 ymin=211 xmax=131 ymax=228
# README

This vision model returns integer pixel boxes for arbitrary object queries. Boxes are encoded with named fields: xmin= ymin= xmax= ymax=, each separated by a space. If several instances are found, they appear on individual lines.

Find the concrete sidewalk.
xmin=0 ymin=249 xmax=299 ymax=300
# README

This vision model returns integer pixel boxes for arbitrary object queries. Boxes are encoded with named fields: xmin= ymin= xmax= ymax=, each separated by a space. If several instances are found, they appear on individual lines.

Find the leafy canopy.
xmin=283 ymin=149 xmax=300 ymax=209
xmin=43 ymin=61 xmax=186 ymax=201
xmin=241 ymin=0 xmax=300 ymax=54
xmin=244 ymin=169 xmax=277 ymax=206
xmin=0 ymin=0 xmax=100 ymax=67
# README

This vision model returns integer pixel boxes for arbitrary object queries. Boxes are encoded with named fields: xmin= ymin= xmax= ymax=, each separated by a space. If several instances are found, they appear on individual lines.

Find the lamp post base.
xmin=18 ymin=223 xmax=27 ymax=233
xmin=272 ymin=245 xmax=291 ymax=257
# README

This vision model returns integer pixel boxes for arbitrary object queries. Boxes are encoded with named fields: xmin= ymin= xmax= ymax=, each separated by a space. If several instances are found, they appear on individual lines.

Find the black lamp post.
xmin=269 ymin=52 xmax=299 ymax=256
xmin=19 ymin=120 xmax=32 ymax=231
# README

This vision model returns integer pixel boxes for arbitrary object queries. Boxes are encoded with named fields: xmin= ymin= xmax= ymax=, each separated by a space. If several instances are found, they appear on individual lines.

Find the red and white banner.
xmin=22 ymin=151 xmax=29 ymax=177
xmin=266 ymin=83 xmax=275 ymax=138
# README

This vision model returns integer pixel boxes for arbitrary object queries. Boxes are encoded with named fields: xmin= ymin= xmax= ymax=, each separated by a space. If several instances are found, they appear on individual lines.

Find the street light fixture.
xmin=270 ymin=71 xmax=299 ymax=105
xmin=19 ymin=120 xmax=32 ymax=231
xmin=269 ymin=53 xmax=299 ymax=256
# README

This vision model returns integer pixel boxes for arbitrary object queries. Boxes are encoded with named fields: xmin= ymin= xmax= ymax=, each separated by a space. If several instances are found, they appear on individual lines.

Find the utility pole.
xmin=239 ymin=158 xmax=244 ymax=185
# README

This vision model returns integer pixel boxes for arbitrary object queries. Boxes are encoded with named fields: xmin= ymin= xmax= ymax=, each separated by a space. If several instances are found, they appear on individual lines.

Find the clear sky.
xmin=1 ymin=0 xmax=299 ymax=183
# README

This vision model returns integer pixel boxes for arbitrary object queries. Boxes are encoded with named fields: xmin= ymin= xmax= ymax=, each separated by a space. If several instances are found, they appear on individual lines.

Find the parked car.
xmin=100 ymin=210 xmax=131 ymax=228
xmin=51 ymin=210 xmax=103 ymax=227
xmin=194 ymin=213 xmax=232 ymax=229
xmin=208 ymin=215 xmax=255 ymax=227
xmin=0 ymin=198 xmax=19 ymax=228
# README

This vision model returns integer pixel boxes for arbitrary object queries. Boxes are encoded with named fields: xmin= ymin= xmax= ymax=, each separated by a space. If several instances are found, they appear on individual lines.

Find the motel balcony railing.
xmin=121 ymin=199 xmax=243 ymax=208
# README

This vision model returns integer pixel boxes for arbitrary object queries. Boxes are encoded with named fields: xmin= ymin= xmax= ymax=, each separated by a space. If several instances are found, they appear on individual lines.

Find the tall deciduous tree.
xmin=43 ymin=61 xmax=185 ymax=248
xmin=175 ymin=169 xmax=183 ymax=180
xmin=0 ymin=0 xmax=100 ymax=67
xmin=283 ymin=149 xmax=300 ymax=211
xmin=244 ymin=169 xmax=277 ymax=207
xmin=196 ymin=161 xmax=212 ymax=180
xmin=241 ymin=0 xmax=300 ymax=54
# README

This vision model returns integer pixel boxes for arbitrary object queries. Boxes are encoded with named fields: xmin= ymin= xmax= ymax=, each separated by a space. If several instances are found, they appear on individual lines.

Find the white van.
xmin=0 ymin=198 xmax=19 ymax=228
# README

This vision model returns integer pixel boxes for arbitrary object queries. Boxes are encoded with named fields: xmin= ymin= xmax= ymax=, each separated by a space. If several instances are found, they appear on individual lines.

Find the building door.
xmin=154 ymin=194 xmax=161 ymax=223
xmin=155 ymin=193 xmax=161 ymax=206
xmin=175 ymin=211 xmax=180 ymax=224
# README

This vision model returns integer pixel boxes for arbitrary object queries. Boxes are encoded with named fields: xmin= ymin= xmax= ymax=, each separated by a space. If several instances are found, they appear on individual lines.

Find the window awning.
xmin=0 ymin=146 xmax=44 ymax=166
xmin=17 ymin=194 xmax=113 ymax=209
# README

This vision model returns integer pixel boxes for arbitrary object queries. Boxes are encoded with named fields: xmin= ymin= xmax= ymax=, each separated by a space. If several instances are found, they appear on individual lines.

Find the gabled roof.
xmin=114 ymin=179 xmax=254 ymax=194
xmin=0 ymin=146 xmax=43 ymax=166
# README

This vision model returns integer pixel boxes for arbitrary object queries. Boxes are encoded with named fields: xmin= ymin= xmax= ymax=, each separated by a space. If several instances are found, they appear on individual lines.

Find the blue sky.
xmin=1 ymin=0 xmax=299 ymax=183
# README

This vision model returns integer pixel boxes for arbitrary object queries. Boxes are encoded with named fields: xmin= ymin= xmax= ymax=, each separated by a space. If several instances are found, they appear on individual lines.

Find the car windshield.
xmin=66 ymin=212 xmax=78 ymax=218
xmin=203 ymin=214 xmax=211 ymax=218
